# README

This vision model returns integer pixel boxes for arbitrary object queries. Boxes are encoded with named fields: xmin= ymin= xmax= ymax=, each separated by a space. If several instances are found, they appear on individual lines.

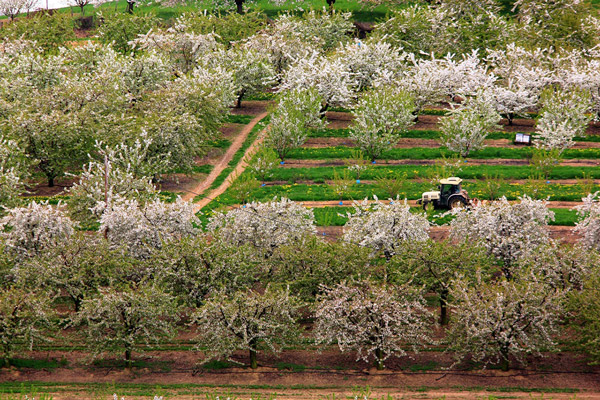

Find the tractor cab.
xmin=417 ymin=177 xmax=471 ymax=210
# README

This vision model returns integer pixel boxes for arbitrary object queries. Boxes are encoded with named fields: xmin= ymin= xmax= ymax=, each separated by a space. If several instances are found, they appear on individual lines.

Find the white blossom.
xmin=100 ymin=198 xmax=198 ymax=259
xmin=574 ymin=192 xmax=600 ymax=251
xmin=208 ymin=197 xmax=316 ymax=254
xmin=315 ymin=281 xmax=432 ymax=370
xmin=535 ymin=87 xmax=592 ymax=151
xmin=450 ymin=196 xmax=554 ymax=275
xmin=192 ymin=286 xmax=300 ymax=368
xmin=0 ymin=201 xmax=74 ymax=258
xmin=448 ymin=273 xmax=564 ymax=370
xmin=265 ymin=87 xmax=324 ymax=160
xmin=343 ymin=196 xmax=429 ymax=258
xmin=350 ymin=87 xmax=415 ymax=161
xmin=440 ymin=90 xmax=501 ymax=157
xmin=279 ymin=51 xmax=356 ymax=108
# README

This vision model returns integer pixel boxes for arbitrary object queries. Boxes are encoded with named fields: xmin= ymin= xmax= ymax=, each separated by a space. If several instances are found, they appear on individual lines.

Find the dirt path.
xmin=192 ymin=113 xmax=270 ymax=211
xmin=281 ymin=159 xmax=600 ymax=167
xmin=181 ymin=111 xmax=269 ymax=205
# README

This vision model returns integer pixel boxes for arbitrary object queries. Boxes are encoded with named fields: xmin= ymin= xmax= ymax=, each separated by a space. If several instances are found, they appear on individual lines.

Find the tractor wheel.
xmin=449 ymin=197 xmax=467 ymax=210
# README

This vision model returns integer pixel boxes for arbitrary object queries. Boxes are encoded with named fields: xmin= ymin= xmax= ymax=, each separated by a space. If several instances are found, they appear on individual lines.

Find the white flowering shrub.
xmin=76 ymin=284 xmax=179 ymax=364
xmin=440 ymin=90 xmax=501 ymax=157
xmin=0 ymin=136 xmax=30 ymax=211
xmin=152 ymin=237 xmax=263 ymax=307
xmin=246 ymin=146 xmax=280 ymax=182
xmin=227 ymin=47 xmax=277 ymax=108
xmin=486 ymin=44 xmax=554 ymax=96
xmin=391 ymin=240 xmax=494 ymax=325
xmin=350 ymin=87 xmax=415 ymax=161
xmin=242 ymin=17 xmax=318 ymax=77
xmin=100 ymin=198 xmax=199 ymax=259
xmin=398 ymin=52 xmax=495 ymax=112
xmin=574 ymin=192 xmax=600 ymax=250
xmin=335 ymin=39 xmax=405 ymax=91
xmin=342 ymin=196 xmax=429 ymax=258
xmin=140 ymin=66 xmax=236 ymax=174
xmin=517 ymin=242 xmax=600 ymax=291
xmin=315 ymin=281 xmax=432 ymax=370
xmin=488 ymin=83 xmax=538 ymax=125
xmin=208 ymin=197 xmax=316 ymax=254
xmin=450 ymin=196 xmax=554 ymax=276
xmin=192 ymin=286 xmax=301 ymax=369
xmin=15 ymin=234 xmax=133 ymax=312
xmin=0 ymin=201 xmax=74 ymax=258
xmin=535 ymin=87 xmax=592 ymax=151
xmin=448 ymin=273 xmax=564 ymax=371
xmin=279 ymin=51 xmax=355 ymax=108
xmin=372 ymin=5 xmax=452 ymax=55
xmin=68 ymin=143 xmax=158 ymax=225
xmin=131 ymin=27 xmax=223 ymax=74
xmin=0 ymin=287 xmax=55 ymax=366
xmin=265 ymin=87 xmax=324 ymax=160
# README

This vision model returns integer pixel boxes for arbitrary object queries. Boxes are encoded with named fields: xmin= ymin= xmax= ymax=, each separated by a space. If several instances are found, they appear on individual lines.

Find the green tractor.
xmin=417 ymin=177 xmax=471 ymax=210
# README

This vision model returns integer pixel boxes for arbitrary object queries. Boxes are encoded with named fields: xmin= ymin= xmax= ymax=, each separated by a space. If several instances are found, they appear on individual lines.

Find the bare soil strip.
xmin=281 ymin=159 xmax=600 ymax=167
xmin=181 ymin=111 xmax=269 ymax=204
xmin=192 ymin=114 xmax=270 ymax=211
xmin=264 ymin=179 xmax=600 ymax=186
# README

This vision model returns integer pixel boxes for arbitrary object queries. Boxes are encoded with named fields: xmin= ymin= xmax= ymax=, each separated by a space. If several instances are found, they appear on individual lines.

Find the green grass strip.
xmin=287 ymin=146 xmax=600 ymax=160
xmin=225 ymin=114 xmax=255 ymax=125
xmin=210 ymin=181 xmax=597 ymax=205
xmin=265 ymin=164 xmax=600 ymax=182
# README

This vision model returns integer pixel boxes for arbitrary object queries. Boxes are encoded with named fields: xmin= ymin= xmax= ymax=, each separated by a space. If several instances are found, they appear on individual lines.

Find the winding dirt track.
xmin=191 ymin=112 xmax=270 ymax=212
xmin=180 ymin=111 xmax=269 ymax=206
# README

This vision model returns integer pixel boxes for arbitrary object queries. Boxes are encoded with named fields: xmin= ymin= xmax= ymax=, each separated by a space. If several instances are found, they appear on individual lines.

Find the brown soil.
xmin=325 ymin=111 xmax=600 ymax=138
xmin=3 ymin=347 xmax=599 ymax=399
xmin=305 ymin=136 xmax=600 ymax=149
xmin=282 ymin=158 xmax=600 ymax=168
xmin=188 ymin=112 xmax=270 ymax=208
xmin=231 ymin=100 xmax=270 ymax=116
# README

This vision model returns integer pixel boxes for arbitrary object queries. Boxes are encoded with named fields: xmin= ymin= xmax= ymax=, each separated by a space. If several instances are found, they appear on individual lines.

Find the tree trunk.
xmin=375 ymin=348 xmax=384 ymax=370
xmin=236 ymin=89 xmax=246 ymax=109
xmin=439 ymin=288 xmax=449 ymax=326
xmin=125 ymin=348 xmax=132 ymax=368
xmin=235 ymin=0 xmax=244 ymax=14
xmin=73 ymin=296 xmax=82 ymax=313
xmin=249 ymin=348 xmax=257 ymax=369
xmin=326 ymin=0 xmax=335 ymax=11
xmin=507 ymin=113 xmax=514 ymax=126
xmin=127 ymin=1 xmax=134 ymax=14
xmin=500 ymin=347 xmax=510 ymax=371
xmin=48 ymin=176 xmax=55 ymax=187
xmin=80 ymin=4 xmax=85 ymax=15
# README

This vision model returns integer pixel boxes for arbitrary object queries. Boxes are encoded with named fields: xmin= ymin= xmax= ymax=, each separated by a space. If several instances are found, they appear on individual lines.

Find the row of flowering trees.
xmin=4 ymin=8 xmax=600 ymax=196
xmin=1 ymin=194 xmax=600 ymax=370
